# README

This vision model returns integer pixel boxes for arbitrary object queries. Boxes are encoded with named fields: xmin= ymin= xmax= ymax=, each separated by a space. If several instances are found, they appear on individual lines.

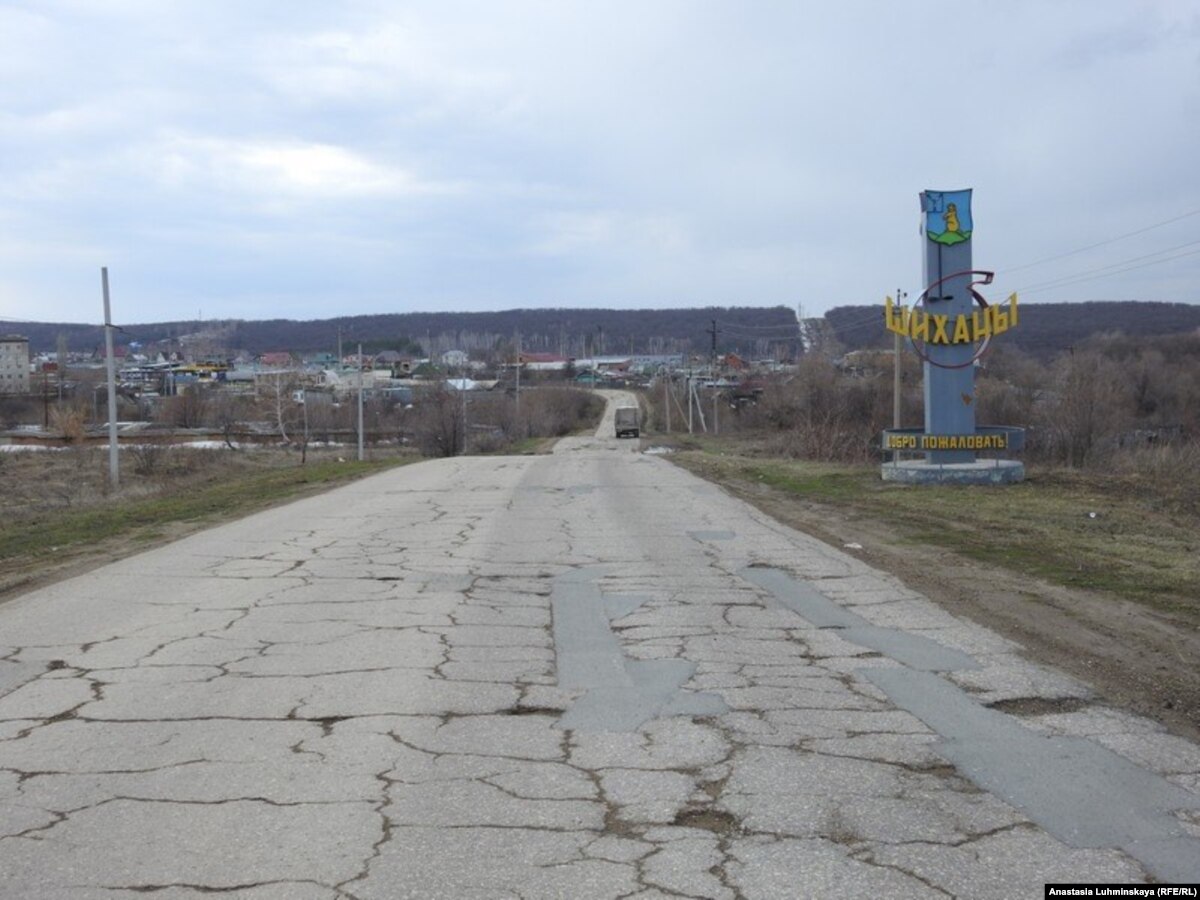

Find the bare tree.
xmin=209 ymin=391 xmax=252 ymax=449
xmin=1039 ymin=350 xmax=1132 ymax=467
xmin=257 ymin=372 xmax=301 ymax=443
xmin=157 ymin=385 xmax=210 ymax=429
xmin=411 ymin=386 xmax=463 ymax=457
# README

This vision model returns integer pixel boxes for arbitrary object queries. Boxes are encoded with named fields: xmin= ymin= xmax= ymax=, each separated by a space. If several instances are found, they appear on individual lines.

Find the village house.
xmin=517 ymin=351 xmax=570 ymax=373
xmin=257 ymin=351 xmax=295 ymax=368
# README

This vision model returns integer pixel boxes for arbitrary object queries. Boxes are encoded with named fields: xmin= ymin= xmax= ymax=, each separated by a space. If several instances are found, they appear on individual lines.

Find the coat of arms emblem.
xmin=923 ymin=189 xmax=972 ymax=246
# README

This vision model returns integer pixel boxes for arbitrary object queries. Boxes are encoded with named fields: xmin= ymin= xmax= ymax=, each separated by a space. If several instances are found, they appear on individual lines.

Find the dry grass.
xmin=0 ymin=444 xmax=416 ymax=598
xmin=671 ymin=436 xmax=1200 ymax=619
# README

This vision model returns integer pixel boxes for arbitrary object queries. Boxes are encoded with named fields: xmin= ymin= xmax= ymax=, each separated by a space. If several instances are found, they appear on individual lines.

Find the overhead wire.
xmin=1015 ymin=244 xmax=1200 ymax=296
xmin=718 ymin=327 xmax=801 ymax=340
xmin=716 ymin=318 xmax=804 ymax=338
xmin=715 ymin=319 xmax=802 ymax=332
xmin=1009 ymin=237 xmax=1200 ymax=292
xmin=998 ymin=206 xmax=1200 ymax=275
xmin=820 ymin=307 xmax=890 ymax=331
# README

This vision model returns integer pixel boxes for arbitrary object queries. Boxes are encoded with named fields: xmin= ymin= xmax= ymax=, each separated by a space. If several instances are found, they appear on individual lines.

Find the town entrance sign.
xmin=881 ymin=190 xmax=1025 ymax=484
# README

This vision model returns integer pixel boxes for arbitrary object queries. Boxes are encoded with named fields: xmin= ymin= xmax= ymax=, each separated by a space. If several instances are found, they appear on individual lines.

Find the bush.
xmin=156 ymin=386 xmax=210 ymax=428
xmin=1034 ymin=350 xmax=1133 ymax=467
xmin=406 ymin=386 xmax=603 ymax=458
xmin=50 ymin=405 xmax=87 ymax=443
xmin=677 ymin=359 xmax=891 ymax=463
xmin=410 ymin=387 xmax=463 ymax=457
xmin=521 ymin=388 xmax=604 ymax=438
xmin=129 ymin=438 xmax=172 ymax=476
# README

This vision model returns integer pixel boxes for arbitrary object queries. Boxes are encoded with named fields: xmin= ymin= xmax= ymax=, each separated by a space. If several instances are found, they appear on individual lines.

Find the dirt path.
xmin=686 ymin=468 xmax=1200 ymax=744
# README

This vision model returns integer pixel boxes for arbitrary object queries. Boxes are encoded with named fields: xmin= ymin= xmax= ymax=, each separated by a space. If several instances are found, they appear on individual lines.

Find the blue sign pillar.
xmin=882 ymin=189 xmax=1025 ymax=484
xmin=921 ymin=189 xmax=975 ymax=464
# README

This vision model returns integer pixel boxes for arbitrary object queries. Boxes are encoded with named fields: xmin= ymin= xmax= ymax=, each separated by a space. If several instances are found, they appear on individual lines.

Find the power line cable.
xmin=1008 ymin=240 xmax=1200 ymax=296
xmin=1017 ymin=245 xmax=1200 ymax=296
xmin=1011 ymin=238 xmax=1200 ymax=293
xmin=718 ymin=326 xmax=802 ymax=338
xmin=999 ymin=206 xmax=1200 ymax=275
xmin=715 ymin=319 xmax=801 ymax=332
xmin=821 ymin=308 xmax=891 ymax=331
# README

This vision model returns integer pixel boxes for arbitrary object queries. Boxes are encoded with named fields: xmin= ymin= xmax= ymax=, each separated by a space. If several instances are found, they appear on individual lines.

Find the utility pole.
xmin=56 ymin=333 xmax=67 ymax=402
xmin=708 ymin=319 xmax=720 ymax=436
xmin=664 ymin=367 xmax=671 ymax=433
xmin=690 ymin=377 xmax=707 ymax=433
xmin=687 ymin=369 xmax=693 ymax=434
xmin=893 ymin=288 xmax=906 ymax=431
xmin=337 ymin=326 xmax=343 ymax=368
xmin=301 ymin=388 xmax=309 ymax=465
xmin=357 ymin=343 xmax=365 ymax=461
xmin=101 ymin=267 xmax=119 ymax=489
xmin=460 ymin=377 xmax=468 ymax=455
xmin=514 ymin=331 xmax=521 ymax=419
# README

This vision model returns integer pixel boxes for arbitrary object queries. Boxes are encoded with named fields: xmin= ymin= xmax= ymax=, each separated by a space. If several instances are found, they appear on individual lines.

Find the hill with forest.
xmin=14 ymin=301 xmax=1198 ymax=362
xmin=823 ymin=301 xmax=1200 ymax=358
xmin=9 ymin=306 xmax=801 ymax=361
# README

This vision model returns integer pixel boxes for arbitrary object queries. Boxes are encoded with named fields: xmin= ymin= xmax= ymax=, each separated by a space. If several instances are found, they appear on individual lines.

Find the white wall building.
xmin=0 ymin=335 xmax=30 ymax=394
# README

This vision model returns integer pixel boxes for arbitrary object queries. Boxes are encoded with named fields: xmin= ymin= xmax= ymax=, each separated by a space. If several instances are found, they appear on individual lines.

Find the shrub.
xmin=50 ymin=405 xmax=87 ymax=443
xmin=129 ymin=437 xmax=172 ymax=476
xmin=406 ymin=386 xmax=602 ymax=458
xmin=410 ymin=387 xmax=464 ymax=457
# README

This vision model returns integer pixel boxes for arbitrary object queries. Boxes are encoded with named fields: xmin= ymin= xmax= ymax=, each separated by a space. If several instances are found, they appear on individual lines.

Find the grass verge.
xmin=0 ymin=454 xmax=415 ymax=598
xmin=671 ymin=439 xmax=1200 ymax=619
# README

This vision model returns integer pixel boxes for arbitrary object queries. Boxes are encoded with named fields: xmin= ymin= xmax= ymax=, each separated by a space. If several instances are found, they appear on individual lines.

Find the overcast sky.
xmin=1 ymin=0 xmax=1198 ymax=325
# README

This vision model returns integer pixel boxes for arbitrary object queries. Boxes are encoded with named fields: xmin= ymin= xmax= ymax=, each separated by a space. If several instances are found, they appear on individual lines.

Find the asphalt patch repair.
xmin=676 ymin=458 xmax=1200 ymax=745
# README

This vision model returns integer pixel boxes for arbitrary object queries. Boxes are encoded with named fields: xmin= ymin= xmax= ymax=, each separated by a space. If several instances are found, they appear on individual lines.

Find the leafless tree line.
xmin=406 ymin=387 xmax=604 ymax=458
xmin=646 ymin=331 xmax=1200 ymax=494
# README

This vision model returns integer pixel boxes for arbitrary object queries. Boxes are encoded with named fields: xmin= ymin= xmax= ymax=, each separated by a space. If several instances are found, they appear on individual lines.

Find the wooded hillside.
xmin=11 ymin=306 xmax=800 ymax=360
xmin=12 ymin=300 xmax=1200 ymax=361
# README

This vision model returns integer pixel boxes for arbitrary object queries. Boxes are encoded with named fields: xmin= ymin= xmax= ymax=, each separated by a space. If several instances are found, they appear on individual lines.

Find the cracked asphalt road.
xmin=2 ymin=391 xmax=1199 ymax=899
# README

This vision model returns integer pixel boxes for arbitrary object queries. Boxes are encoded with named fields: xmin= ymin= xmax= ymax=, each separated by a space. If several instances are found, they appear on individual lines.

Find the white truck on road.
xmin=614 ymin=406 xmax=640 ymax=439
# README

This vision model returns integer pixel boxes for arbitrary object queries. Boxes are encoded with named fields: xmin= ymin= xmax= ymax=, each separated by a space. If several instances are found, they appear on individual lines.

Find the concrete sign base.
xmin=881 ymin=458 xmax=1025 ymax=485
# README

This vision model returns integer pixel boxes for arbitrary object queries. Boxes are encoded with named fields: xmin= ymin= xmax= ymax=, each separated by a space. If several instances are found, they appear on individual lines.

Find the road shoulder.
xmin=668 ymin=453 xmax=1200 ymax=744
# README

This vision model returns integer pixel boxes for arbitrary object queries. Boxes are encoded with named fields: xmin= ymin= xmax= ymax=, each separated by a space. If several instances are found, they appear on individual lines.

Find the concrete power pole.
xmin=101 ymin=267 xmax=119 ymax=489
xmin=664 ymin=367 xmax=671 ymax=433
xmin=687 ymin=370 xmax=693 ymax=434
xmin=357 ymin=343 xmax=365 ymax=462
xmin=893 ymin=288 xmax=906 ymax=431
xmin=708 ymin=319 xmax=720 ymax=435
xmin=56 ymin=333 xmax=67 ymax=402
